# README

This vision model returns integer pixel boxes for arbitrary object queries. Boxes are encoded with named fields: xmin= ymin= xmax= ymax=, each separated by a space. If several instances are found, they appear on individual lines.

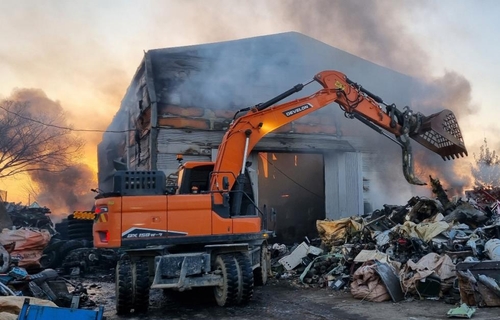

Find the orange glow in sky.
xmin=1 ymin=0 xmax=498 ymax=205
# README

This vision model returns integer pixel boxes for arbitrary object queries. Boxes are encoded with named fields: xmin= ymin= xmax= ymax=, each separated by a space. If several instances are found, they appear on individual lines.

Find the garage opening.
xmin=257 ymin=152 xmax=325 ymax=244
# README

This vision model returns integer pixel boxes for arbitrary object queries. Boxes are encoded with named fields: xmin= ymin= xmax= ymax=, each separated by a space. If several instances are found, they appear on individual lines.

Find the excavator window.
xmin=178 ymin=165 xmax=213 ymax=194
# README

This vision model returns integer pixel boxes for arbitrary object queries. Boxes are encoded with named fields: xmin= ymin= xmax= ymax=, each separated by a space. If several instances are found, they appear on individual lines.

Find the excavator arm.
xmin=210 ymin=70 xmax=467 ymax=207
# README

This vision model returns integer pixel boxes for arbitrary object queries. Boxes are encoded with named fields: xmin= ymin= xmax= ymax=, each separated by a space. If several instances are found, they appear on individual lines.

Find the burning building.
xmin=98 ymin=32 xmax=455 ymax=243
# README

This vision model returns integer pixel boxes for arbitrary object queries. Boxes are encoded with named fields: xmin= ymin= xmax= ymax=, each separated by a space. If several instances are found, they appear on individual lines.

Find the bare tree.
xmin=471 ymin=138 xmax=500 ymax=188
xmin=0 ymin=99 xmax=84 ymax=179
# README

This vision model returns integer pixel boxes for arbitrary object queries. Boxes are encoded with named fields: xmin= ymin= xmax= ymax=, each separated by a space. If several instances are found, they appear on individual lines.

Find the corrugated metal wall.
xmin=324 ymin=151 xmax=363 ymax=219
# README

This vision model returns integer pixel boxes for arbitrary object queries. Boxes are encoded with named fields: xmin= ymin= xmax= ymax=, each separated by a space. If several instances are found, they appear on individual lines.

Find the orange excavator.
xmin=92 ymin=70 xmax=467 ymax=314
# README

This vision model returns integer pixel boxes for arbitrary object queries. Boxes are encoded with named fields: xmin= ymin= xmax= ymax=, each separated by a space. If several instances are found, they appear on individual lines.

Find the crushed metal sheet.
xmin=374 ymin=260 xmax=404 ymax=302
xmin=477 ymin=274 xmax=500 ymax=298
xmin=354 ymin=250 xmax=389 ymax=263
xmin=446 ymin=303 xmax=476 ymax=318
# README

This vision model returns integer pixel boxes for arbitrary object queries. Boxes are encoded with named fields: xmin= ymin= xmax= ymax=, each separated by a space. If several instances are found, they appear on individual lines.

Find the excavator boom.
xmin=210 ymin=70 xmax=467 ymax=203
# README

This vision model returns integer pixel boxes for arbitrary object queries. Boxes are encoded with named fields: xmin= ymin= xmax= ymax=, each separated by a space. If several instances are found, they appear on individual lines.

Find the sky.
xmin=0 ymin=0 xmax=499 ymax=206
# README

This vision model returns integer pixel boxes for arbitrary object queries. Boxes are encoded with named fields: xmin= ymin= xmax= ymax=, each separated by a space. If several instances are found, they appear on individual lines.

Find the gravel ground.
xmin=76 ymin=277 xmax=500 ymax=320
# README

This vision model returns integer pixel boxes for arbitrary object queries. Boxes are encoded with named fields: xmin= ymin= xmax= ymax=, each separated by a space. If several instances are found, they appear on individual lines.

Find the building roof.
xmin=145 ymin=32 xmax=416 ymax=111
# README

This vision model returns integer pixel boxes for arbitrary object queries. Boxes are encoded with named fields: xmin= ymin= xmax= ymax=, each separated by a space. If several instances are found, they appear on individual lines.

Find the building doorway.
xmin=257 ymin=152 xmax=325 ymax=244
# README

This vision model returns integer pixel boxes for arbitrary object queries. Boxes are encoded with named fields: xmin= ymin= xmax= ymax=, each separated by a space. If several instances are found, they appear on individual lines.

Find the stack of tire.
xmin=40 ymin=238 xmax=92 ymax=269
xmin=67 ymin=212 xmax=94 ymax=242
xmin=40 ymin=211 xmax=95 ymax=270
xmin=54 ymin=218 xmax=69 ymax=240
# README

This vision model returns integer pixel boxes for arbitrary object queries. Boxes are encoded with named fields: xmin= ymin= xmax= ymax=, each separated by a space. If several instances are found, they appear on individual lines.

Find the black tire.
xmin=0 ymin=245 xmax=10 ymax=273
xmin=68 ymin=232 xmax=93 ymax=240
xmin=59 ymin=240 xmax=84 ymax=258
xmin=213 ymin=254 xmax=239 ymax=307
xmin=234 ymin=253 xmax=254 ymax=305
xmin=132 ymin=258 xmax=150 ymax=313
xmin=116 ymin=258 xmax=133 ymax=315
xmin=79 ymin=239 xmax=94 ymax=248
xmin=68 ymin=218 xmax=93 ymax=227
xmin=253 ymin=244 xmax=270 ymax=286
xmin=43 ymin=239 xmax=66 ymax=254
xmin=68 ymin=224 xmax=93 ymax=231
xmin=68 ymin=227 xmax=92 ymax=234
xmin=54 ymin=219 xmax=69 ymax=240
xmin=41 ymin=239 xmax=66 ymax=268
xmin=40 ymin=250 xmax=59 ymax=269
xmin=68 ymin=230 xmax=93 ymax=238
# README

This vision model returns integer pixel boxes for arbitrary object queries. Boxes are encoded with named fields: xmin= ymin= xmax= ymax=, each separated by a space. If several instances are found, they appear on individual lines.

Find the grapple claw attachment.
xmin=410 ymin=109 xmax=468 ymax=160
xmin=401 ymin=144 xmax=427 ymax=186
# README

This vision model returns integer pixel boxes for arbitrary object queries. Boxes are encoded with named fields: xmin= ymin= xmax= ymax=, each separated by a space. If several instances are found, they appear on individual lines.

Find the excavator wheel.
xmin=132 ymin=258 xmax=150 ymax=313
xmin=213 ymin=254 xmax=239 ymax=307
xmin=253 ymin=244 xmax=270 ymax=286
xmin=115 ymin=257 xmax=133 ymax=315
xmin=234 ymin=253 xmax=254 ymax=305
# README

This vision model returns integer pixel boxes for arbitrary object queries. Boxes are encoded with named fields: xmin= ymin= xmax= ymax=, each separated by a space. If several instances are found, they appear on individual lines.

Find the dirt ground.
xmin=80 ymin=278 xmax=499 ymax=320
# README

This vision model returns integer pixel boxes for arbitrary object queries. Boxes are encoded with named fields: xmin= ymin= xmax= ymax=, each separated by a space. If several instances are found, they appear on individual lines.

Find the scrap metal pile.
xmin=273 ymin=176 xmax=500 ymax=310
xmin=3 ymin=203 xmax=55 ymax=233
xmin=0 ymin=203 xmax=115 ymax=317
xmin=0 ymin=203 xmax=56 ymax=270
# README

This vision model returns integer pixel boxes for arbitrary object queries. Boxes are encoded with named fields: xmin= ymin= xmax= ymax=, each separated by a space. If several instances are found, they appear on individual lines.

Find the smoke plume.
xmin=1 ymin=0 xmax=480 ymax=209
xmin=30 ymin=163 xmax=96 ymax=215
xmin=1 ymin=88 xmax=95 ymax=214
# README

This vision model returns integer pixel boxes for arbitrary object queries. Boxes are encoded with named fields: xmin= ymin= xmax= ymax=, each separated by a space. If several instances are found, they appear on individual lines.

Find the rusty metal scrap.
xmin=3 ymin=202 xmax=55 ymax=233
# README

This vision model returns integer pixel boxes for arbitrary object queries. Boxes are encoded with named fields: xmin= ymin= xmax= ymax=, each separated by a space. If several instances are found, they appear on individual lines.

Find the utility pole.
xmin=0 ymin=192 xmax=13 ymax=229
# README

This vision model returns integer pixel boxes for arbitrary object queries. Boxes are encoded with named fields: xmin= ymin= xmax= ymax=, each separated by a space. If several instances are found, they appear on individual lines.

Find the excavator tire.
xmin=234 ymin=253 xmax=254 ymax=305
xmin=116 ymin=257 xmax=133 ymax=315
xmin=132 ymin=258 xmax=150 ymax=313
xmin=253 ymin=244 xmax=270 ymax=286
xmin=213 ymin=254 xmax=239 ymax=307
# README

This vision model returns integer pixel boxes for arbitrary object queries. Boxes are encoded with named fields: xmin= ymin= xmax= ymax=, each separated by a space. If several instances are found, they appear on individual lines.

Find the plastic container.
xmin=485 ymin=238 xmax=500 ymax=261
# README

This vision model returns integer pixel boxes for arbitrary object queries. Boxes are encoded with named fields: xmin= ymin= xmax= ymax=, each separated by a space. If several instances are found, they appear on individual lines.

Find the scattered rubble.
xmin=0 ymin=202 xmax=112 ymax=317
xmin=272 ymin=176 xmax=500 ymax=315
xmin=447 ymin=303 xmax=476 ymax=318
xmin=3 ymin=203 xmax=55 ymax=234
xmin=2 ymin=175 xmax=500 ymax=318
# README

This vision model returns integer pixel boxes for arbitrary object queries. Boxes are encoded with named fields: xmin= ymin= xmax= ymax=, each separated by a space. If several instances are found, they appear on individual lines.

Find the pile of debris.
xmin=0 ymin=202 xmax=108 ymax=318
xmin=273 ymin=176 xmax=500 ymax=314
xmin=3 ymin=203 xmax=55 ymax=233
xmin=0 ymin=202 xmax=56 ymax=271
xmin=41 ymin=212 xmax=118 ymax=276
